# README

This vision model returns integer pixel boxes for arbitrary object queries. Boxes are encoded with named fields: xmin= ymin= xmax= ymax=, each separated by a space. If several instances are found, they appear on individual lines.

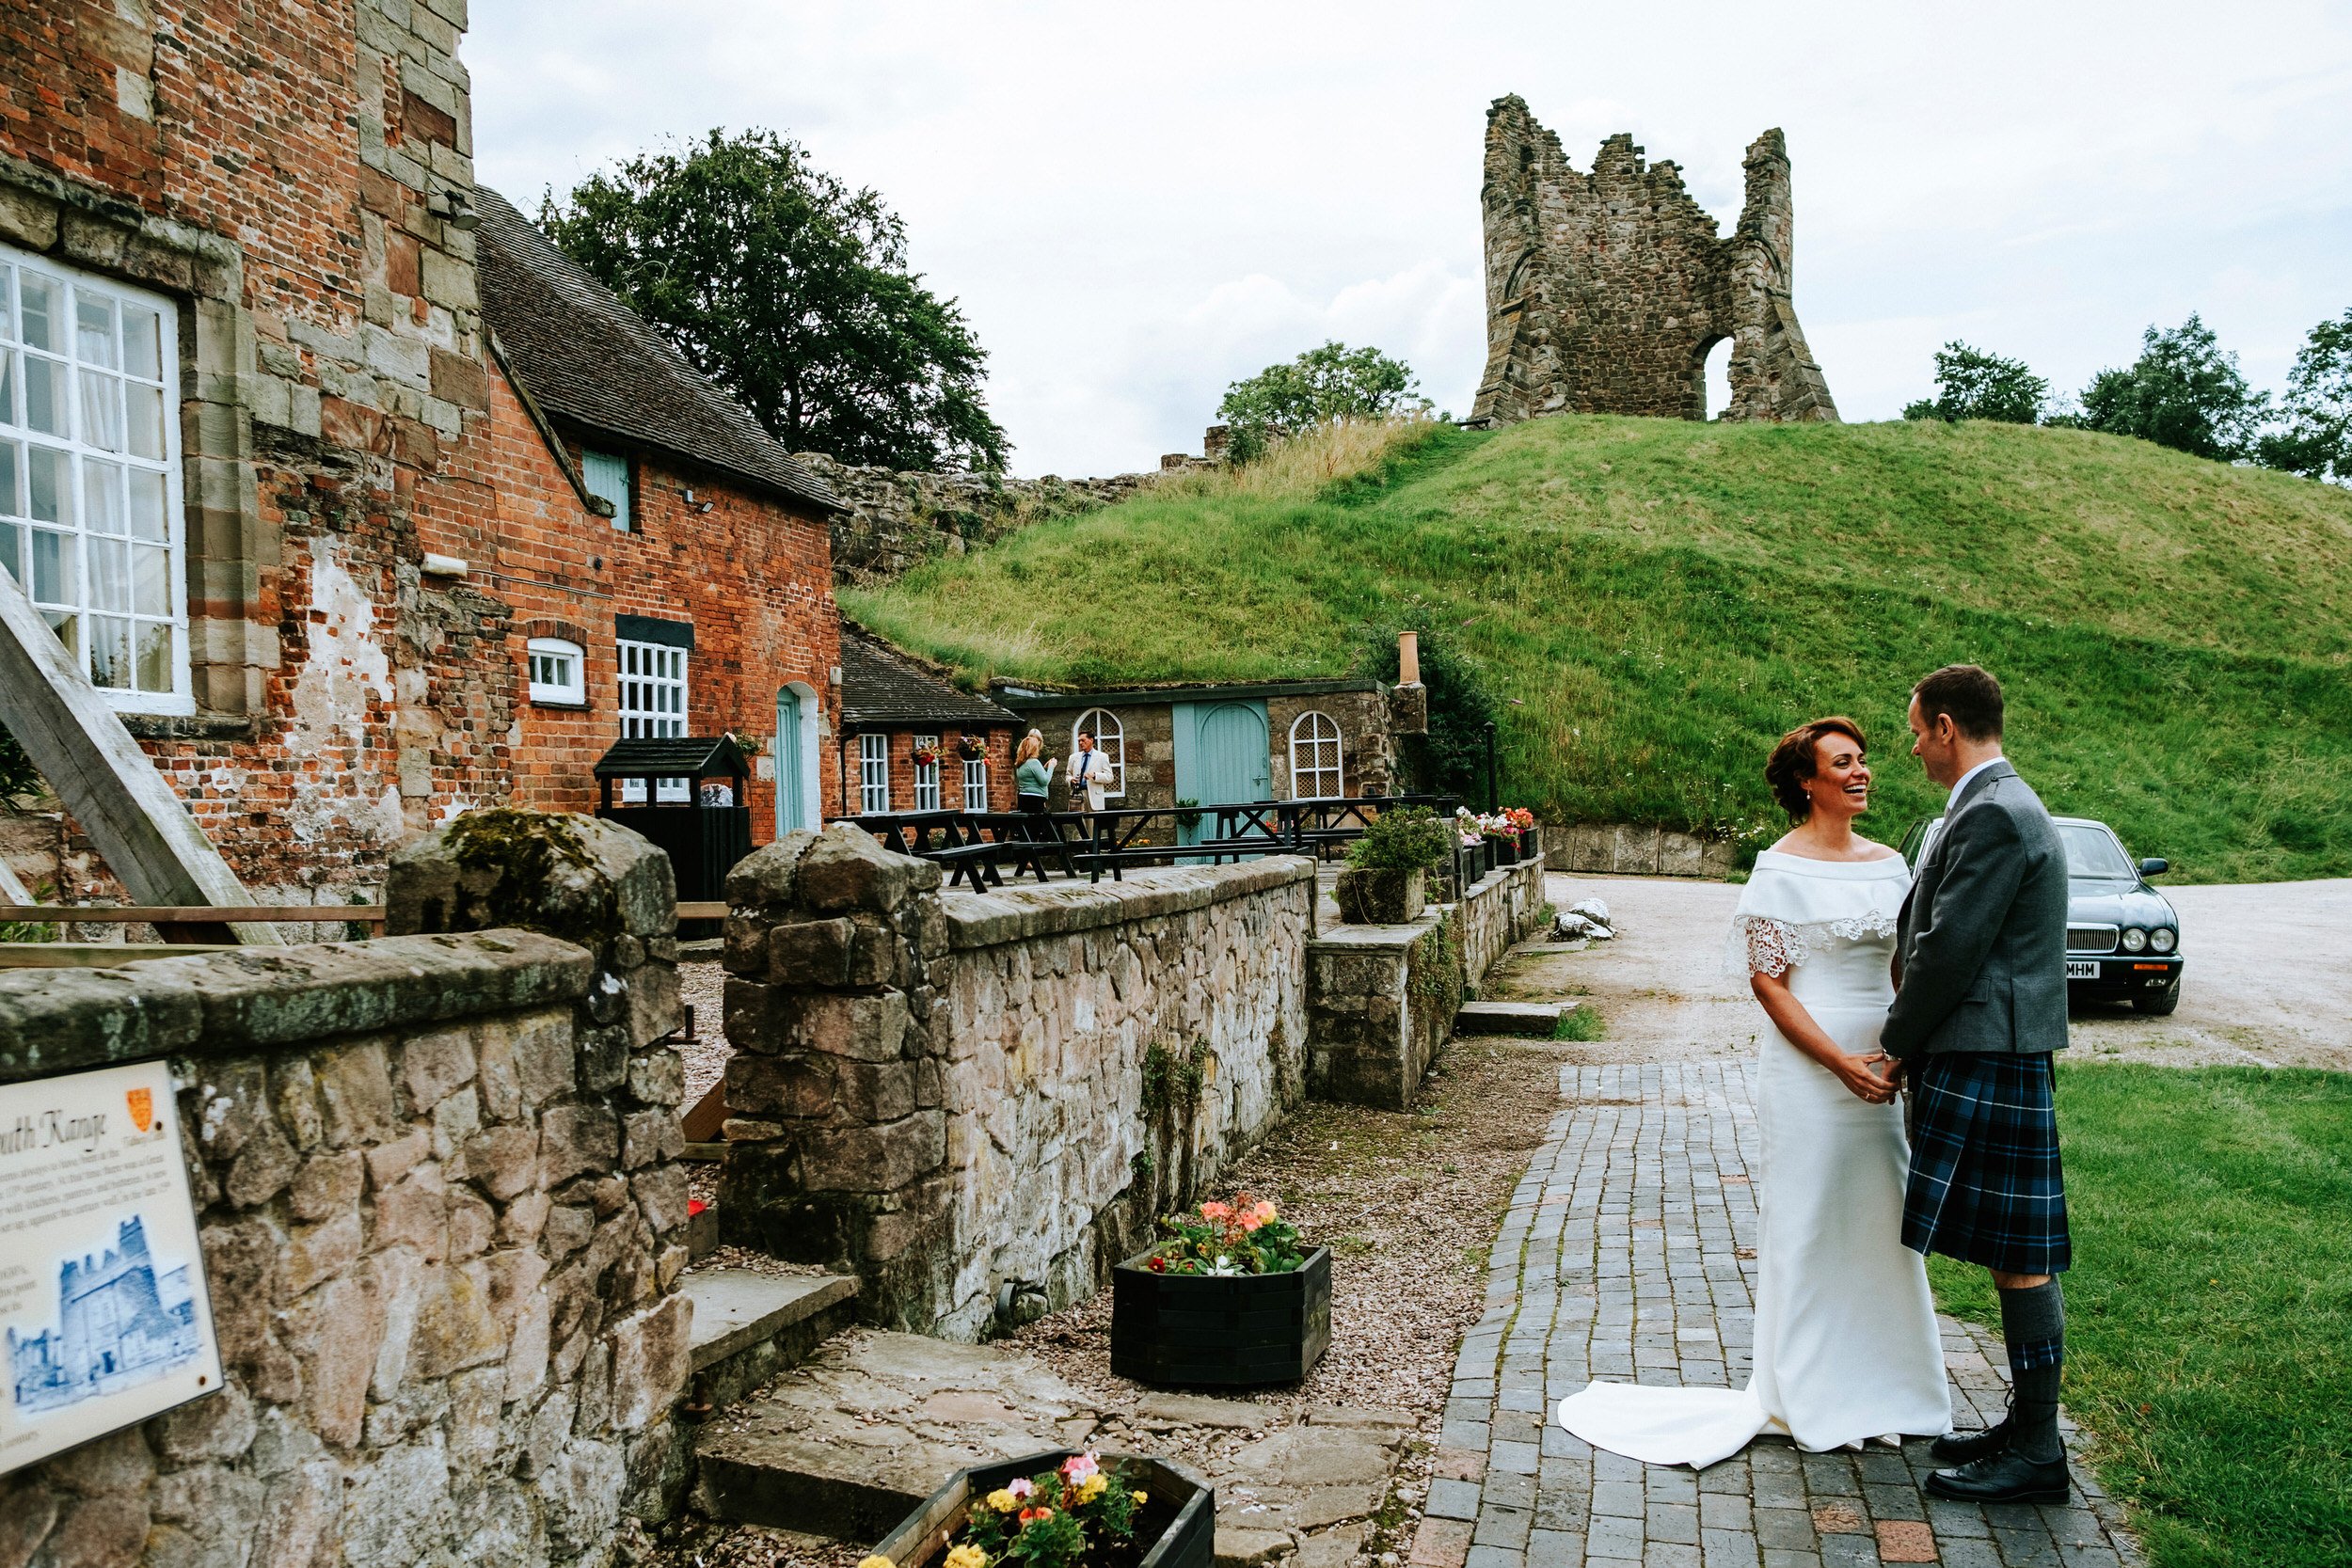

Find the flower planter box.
xmin=1333 ymin=866 xmax=1425 ymax=925
xmin=1110 ymin=1246 xmax=1332 ymax=1386
xmin=871 ymin=1451 xmax=1214 ymax=1568
xmin=1488 ymin=835 xmax=1518 ymax=866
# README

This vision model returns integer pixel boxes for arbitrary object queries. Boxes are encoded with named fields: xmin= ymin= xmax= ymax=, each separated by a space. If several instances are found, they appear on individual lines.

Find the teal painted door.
xmin=1174 ymin=699 xmax=1270 ymax=850
xmin=774 ymin=687 xmax=805 ymax=835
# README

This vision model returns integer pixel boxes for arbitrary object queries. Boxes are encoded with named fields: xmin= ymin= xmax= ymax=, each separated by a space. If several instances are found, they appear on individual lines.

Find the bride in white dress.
xmin=1558 ymin=717 xmax=1951 ymax=1466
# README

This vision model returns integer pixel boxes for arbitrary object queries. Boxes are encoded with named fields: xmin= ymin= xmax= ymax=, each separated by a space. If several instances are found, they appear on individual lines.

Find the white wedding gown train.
xmin=1556 ymin=851 xmax=1952 ymax=1466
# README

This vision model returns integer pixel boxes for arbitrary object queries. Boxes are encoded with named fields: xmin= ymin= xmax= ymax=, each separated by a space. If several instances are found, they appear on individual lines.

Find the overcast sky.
xmin=468 ymin=2 xmax=2352 ymax=479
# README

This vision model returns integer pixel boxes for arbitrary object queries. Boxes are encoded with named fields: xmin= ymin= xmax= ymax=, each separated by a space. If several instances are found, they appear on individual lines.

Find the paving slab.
xmin=1455 ymin=1000 xmax=1569 ymax=1037
xmin=683 ymin=1268 xmax=857 ymax=1371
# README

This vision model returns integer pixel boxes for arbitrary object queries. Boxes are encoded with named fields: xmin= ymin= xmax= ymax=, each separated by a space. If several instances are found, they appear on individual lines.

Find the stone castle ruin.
xmin=1466 ymin=95 xmax=1839 ymax=427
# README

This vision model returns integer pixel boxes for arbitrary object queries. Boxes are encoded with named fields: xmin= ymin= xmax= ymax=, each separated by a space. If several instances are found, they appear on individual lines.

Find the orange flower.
xmin=1019 ymin=1507 xmax=1054 ymax=1526
xmin=1200 ymin=1200 xmax=1232 ymax=1222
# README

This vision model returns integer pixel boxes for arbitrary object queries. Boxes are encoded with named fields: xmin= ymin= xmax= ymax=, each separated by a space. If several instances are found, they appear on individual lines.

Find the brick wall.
xmin=845 ymin=727 xmax=1019 ymax=816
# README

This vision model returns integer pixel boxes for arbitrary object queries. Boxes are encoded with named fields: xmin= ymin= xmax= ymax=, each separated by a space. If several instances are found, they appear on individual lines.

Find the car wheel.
xmin=2135 ymin=982 xmax=2182 ymax=1017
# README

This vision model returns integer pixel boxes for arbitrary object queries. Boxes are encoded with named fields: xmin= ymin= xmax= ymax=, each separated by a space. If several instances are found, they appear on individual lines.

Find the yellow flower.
xmin=984 ymin=1490 xmax=1019 ymax=1514
xmin=857 ymin=1558 xmax=894 ymax=1568
xmin=946 ymin=1547 xmax=989 ymax=1568
xmin=1077 ymin=1475 xmax=1108 ymax=1502
xmin=1132 ymin=1490 xmax=1150 ymax=1506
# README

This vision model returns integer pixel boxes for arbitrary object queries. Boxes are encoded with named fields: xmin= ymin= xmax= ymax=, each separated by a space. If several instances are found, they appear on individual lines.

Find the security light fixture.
xmin=431 ymin=188 xmax=482 ymax=231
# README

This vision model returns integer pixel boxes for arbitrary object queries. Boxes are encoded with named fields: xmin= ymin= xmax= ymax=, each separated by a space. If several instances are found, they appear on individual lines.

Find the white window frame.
xmin=583 ymin=448 xmax=632 ymax=531
xmin=859 ymin=732 xmax=891 ymax=815
xmin=526 ymin=637 xmax=585 ymax=705
xmin=1289 ymin=710 xmax=1344 ymax=800
xmin=1072 ymin=708 xmax=1124 ymax=799
xmin=961 ymin=755 xmax=988 ymax=815
xmin=911 ymin=734 xmax=942 ymax=813
xmin=617 ymin=637 xmax=689 ymax=803
xmin=0 ymin=244 xmax=190 ymax=714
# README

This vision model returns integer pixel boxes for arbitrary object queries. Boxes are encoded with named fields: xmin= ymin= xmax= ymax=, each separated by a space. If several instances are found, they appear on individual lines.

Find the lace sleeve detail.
xmin=1739 ymin=916 xmax=1799 ymax=978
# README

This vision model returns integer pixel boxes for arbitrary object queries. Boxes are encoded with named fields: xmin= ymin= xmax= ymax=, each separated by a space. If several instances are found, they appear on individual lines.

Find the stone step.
xmin=1454 ymin=998 xmax=1570 ymax=1036
xmin=682 ymin=1268 xmax=858 ymax=1411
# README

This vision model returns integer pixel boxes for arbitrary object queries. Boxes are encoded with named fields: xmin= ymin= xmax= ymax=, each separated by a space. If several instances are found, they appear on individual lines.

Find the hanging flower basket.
xmin=866 ymin=1450 xmax=1213 ymax=1568
xmin=956 ymin=736 xmax=989 ymax=761
xmin=911 ymin=743 xmax=942 ymax=769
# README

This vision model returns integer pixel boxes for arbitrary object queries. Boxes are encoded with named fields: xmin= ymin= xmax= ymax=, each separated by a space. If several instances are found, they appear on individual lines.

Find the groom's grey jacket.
xmin=1884 ymin=759 xmax=2071 ymax=1060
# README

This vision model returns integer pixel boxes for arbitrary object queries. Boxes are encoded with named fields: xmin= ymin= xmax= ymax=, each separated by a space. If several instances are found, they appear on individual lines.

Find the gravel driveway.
xmin=1489 ymin=871 xmax=2352 ymax=1071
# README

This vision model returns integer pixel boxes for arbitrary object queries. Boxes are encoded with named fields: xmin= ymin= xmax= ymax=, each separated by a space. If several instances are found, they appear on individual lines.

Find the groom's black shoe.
xmin=1931 ymin=1416 xmax=2012 ymax=1465
xmin=1924 ymin=1449 xmax=2071 ymax=1505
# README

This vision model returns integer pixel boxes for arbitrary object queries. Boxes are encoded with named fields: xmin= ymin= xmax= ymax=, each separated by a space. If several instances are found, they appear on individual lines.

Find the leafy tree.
xmin=1901 ymin=341 xmax=2048 ymax=424
xmin=2257 ymin=308 xmax=2352 ymax=485
xmin=1357 ymin=625 xmax=1499 ymax=800
xmin=542 ymin=129 xmax=1009 ymax=471
xmin=1219 ymin=341 xmax=1431 ymax=462
xmin=2066 ymin=314 xmax=2268 ymax=462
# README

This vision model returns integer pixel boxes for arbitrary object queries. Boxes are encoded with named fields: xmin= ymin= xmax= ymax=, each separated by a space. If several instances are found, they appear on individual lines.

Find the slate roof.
xmin=593 ymin=736 xmax=748 ymax=780
xmin=471 ymin=187 xmax=840 ymax=515
xmin=841 ymin=629 xmax=1025 ymax=730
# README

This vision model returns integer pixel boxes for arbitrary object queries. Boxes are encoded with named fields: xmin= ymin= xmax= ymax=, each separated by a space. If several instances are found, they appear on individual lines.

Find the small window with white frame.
xmin=1072 ymin=708 xmax=1124 ymax=799
xmin=526 ymin=637 xmax=585 ymax=705
xmin=617 ymin=636 xmax=689 ymax=802
xmin=1290 ymin=710 xmax=1343 ymax=800
xmin=582 ymin=448 xmax=632 ymax=531
xmin=962 ymin=755 xmax=988 ymax=814
xmin=859 ymin=732 xmax=891 ymax=814
xmin=911 ymin=734 xmax=941 ymax=812
xmin=0 ymin=245 xmax=189 ymax=713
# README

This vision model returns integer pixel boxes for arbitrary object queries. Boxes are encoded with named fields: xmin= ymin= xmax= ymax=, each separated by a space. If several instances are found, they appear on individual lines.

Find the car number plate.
xmin=2066 ymin=959 xmax=2100 ymax=979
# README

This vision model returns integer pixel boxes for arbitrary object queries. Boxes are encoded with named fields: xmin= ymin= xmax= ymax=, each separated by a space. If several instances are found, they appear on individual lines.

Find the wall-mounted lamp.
xmin=429 ymin=188 xmax=482 ymax=231
xmin=680 ymin=487 xmax=714 ymax=515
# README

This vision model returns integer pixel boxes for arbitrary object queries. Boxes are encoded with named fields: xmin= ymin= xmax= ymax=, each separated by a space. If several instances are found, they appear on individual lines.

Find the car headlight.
xmin=2151 ymin=927 xmax=2177 ymax=954
xmin=2121 ymin=927 xmax=2149 ymax=953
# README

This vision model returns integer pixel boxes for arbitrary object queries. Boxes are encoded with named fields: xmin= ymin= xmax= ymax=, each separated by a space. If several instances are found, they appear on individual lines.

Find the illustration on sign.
xmin=0 ymin=1059 xmax=222 ymax=1478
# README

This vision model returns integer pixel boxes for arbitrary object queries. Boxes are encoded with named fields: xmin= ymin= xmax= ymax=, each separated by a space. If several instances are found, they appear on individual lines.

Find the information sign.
xmin=0 ymin=1058 xmax=222 ymax=1477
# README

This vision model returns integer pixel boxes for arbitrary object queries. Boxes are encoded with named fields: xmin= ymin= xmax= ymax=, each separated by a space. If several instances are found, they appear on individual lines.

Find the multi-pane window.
xmin=859 ymin=733 xmax=891 ymax=814
xmin=617 ymin=638 xmax=688 ymax=802
xmin=962 ymin=757 xmax=988 ymax=814
xmin=912 ymin=735 xmax=941 ymax=812
xmin=583 ymin=449 xmax=632 ymax=531
xmin=1290 ymin=710 xmax=1343 ymax=800
xmin=1072 ymin=708 xmax=1124 ymax=798
xmin=527 ymin=637 xmax=585 ymax=705
xmin=0 ymin=247 xmax=186 ymax=711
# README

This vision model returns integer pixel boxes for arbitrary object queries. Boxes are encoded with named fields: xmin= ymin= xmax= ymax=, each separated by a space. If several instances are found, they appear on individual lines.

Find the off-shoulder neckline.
xmin=1753 ymin=848 xmax=1909 ymax=878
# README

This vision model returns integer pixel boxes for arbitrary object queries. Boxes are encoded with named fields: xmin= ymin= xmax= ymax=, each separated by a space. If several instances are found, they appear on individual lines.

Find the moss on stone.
xmin=445 ymin=807 xmax=622 ymax=952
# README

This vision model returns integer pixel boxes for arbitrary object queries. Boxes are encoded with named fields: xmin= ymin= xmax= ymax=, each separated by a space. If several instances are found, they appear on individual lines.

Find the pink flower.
xmin=1007 ymin=1478 xmax=1035 ymax=1500
xmin=1200 ymin=1201 xmax=1232 ymax=1222
xmin=1060 ymin=1452 xmax=1101 ymax=1484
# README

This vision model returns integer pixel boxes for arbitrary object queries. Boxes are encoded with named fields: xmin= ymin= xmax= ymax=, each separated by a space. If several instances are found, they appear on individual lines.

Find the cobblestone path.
xmin=1410 ymin=1062 xmax=2137 ymax=1568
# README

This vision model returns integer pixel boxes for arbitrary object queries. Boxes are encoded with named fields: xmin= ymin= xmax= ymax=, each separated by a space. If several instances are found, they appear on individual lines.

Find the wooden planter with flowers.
xmin=1110 ymin=1196 xmax=1331 ymax=1386
xmin=866 ymin=1449 xmax=1213 ymax=1568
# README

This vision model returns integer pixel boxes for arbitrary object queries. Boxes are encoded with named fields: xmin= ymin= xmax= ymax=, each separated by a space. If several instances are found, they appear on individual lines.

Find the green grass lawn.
xmin=850 ymin=416 xmax=2352 ymax=880
xmin=1927 ymin=1065 xmax=2352 ymax=1567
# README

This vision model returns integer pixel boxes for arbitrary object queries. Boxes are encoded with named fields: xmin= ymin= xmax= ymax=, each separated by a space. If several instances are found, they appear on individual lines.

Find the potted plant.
xmin=1503 ymin=807 xmax=1538 ymax=862
xmin=1481 ymin=812 xmax=1522 ymax=866
xmin=866 ymin=1449 xmax=1213 ymax=1568
xmin=911 ymin=741 xmax=943 ymax=769
xmin=1335 ymin=805 xmax=1451 ymax=923
xmin=956 ymin=735 xmax=989 ymax=762
xmin=1111 ymin=1196 xmax=1331 ymax=1386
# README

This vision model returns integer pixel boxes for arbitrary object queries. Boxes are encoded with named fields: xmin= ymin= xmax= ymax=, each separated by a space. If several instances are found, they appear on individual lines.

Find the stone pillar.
xmin=715 ymin=823 xmax=955 ymax=1331
xmin=383 ymin=807 xmax=692 ymax=1518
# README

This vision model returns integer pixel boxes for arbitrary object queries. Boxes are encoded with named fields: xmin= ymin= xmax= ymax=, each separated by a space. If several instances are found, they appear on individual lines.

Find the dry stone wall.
xmin=0 ymin=813 xmax=692 ymax=1568
xmin=1542 ymin=822 xmax=1739 ymax=878
xmin=716 ymin=825 xmax=1312 ymax=1339
xmin=1467 ymin=95 xmax=1838 ymax=427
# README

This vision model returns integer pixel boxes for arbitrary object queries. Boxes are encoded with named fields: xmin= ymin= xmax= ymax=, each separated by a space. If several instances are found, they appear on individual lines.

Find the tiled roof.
xmin=471 ymin=187 xmax=840 ymax=515
xmin=841 ymin=629 xmax=1025 ymax=730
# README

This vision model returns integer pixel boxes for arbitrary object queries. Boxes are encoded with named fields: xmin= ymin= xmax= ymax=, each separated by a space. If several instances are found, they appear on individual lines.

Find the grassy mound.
xmin=846 ymin=416 xmax=2352 ymax=881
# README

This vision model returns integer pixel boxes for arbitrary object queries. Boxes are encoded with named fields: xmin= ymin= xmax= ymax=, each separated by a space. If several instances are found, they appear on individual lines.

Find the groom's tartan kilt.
xmin=1903 ymin=1052 xmax=2072 ymax=1275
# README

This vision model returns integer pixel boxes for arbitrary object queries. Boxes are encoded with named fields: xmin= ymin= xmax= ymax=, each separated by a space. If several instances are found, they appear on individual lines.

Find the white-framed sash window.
xmin=912 ymin=734 xmax=941 ymax=812
xmin=617 ymin=637 xmax=689 ymax=802
xmin=1072 ymin=708 xmax=1124 ymax=799
xmin=962 ymin=756 xmax=988 ymax=814
xmin=1290 ymin=710 xmax=1343 ymax=800
xmin=0 ymin=245 xmax=189 ymax=713
xmin=859 ymin=732 xmax=891 ymax=814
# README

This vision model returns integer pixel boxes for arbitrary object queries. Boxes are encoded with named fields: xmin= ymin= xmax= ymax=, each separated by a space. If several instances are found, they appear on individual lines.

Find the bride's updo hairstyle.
xmin=1764 ymin=717 xmax=1867 ymax=821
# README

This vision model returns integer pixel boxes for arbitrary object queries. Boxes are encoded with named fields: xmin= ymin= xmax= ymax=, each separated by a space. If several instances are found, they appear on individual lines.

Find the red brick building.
xmin=0 ymin=0 xmax=845 ymax=903
xmin=838 ymin=629 xmax=1024 ymax=816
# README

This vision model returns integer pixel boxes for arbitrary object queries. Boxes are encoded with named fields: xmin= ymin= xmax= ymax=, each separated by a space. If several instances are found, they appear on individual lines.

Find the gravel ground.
xmin=679 ymin=959 xmax=732 ymax=1108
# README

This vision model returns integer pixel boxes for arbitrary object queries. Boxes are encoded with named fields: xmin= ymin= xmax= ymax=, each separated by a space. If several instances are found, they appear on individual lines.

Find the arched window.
xmin=1072 ymin=709 xmax=1124 ymax=799
xmin=1290 ymin=711 xmax=1343 ymax=800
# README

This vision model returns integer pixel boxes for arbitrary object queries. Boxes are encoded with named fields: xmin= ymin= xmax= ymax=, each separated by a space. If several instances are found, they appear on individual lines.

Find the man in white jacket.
xmin=1069 ymin=731 xmax=1117 ymax=812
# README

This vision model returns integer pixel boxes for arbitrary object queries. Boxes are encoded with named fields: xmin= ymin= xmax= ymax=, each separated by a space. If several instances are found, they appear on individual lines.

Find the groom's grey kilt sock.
xmin=1999 ymin=1279 xmax=2067 ymax=1465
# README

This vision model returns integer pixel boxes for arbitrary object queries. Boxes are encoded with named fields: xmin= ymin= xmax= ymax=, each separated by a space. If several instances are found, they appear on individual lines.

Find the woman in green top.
xmin=1014 ymin=730 xmax=1057 ymax=814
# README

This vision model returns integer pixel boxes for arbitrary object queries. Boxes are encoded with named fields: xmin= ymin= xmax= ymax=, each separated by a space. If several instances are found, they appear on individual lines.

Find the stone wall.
xmin=1542 ymin=822 xmax=1739 ymax=878
xmin=716 ymin=825 xmax=1314 ymax=1339
xmin=801 ymin=453 xmax=1165 ymax=587
xmin=1307 ymin=856 xmax=1549 ymax=1111
xmin=0 ymin=812 xmax=692 ymax=1568
xmin=1465 ymin=94 xmax=1838 ymax=428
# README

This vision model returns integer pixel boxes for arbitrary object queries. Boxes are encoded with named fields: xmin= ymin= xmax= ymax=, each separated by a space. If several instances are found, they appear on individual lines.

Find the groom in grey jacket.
xmin=1884 ymin=664 xmax=2075 ymax=1505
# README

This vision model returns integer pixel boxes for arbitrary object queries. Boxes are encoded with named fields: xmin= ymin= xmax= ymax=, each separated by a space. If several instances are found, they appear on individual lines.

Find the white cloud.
xmin=467 ymin=0 xmax=2352 ymax=475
